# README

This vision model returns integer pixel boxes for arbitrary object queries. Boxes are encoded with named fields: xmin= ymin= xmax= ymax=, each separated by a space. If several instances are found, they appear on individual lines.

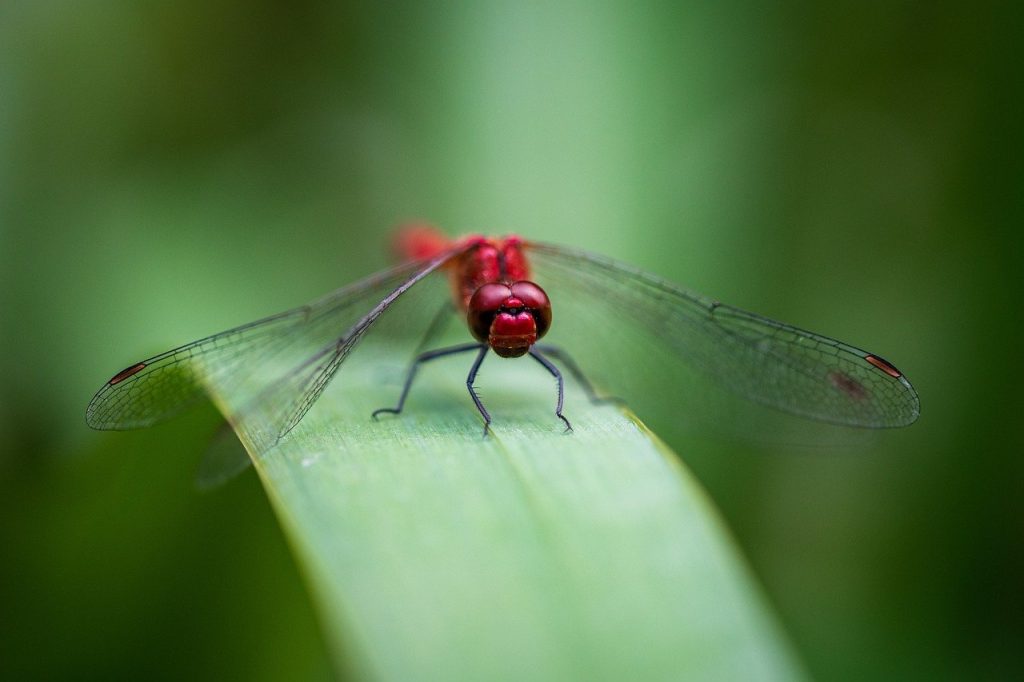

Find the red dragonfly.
xmin=87 ymin=225 xmax=919 ymax=442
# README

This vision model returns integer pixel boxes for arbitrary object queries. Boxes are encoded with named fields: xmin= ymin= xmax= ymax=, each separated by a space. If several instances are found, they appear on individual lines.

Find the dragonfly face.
xmin=466 ymin=281 xmax=552 ymax=358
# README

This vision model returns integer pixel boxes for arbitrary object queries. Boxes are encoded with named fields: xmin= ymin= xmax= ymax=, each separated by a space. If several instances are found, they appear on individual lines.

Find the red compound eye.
xmin=467 ymin=283 xmax=514 ymax=342
xmin=509 ymin=281 xmax=551 ymax=338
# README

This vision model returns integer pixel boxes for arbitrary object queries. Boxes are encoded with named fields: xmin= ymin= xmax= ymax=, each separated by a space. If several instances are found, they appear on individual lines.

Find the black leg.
xmin=465 ymin=345 xmax=492 ymax=436
xmin=529 ymin=348 xmax=573 ymax=432
xmin=372 ymin=343 xmax=484 ymax=420
xmin=533 ymin=343 xmax=624 ymax=407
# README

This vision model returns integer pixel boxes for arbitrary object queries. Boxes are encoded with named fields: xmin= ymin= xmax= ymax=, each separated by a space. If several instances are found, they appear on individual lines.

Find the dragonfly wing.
xmin=194 ymin=419 xmax=254 ymax=490
xmin=228 ymin=249 xmax=462 ymax=445
xmin=526 ymin=242 xmax=919 ymax=433
xmin=86 ymin=308 xmax=308 ymax=430
xmin=86 ymin=255 xmax=453 ymax=431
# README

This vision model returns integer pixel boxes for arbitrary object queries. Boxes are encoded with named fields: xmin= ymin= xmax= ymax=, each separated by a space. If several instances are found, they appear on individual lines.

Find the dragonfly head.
xmin=467 ymin=281 xmax=552 ymax=358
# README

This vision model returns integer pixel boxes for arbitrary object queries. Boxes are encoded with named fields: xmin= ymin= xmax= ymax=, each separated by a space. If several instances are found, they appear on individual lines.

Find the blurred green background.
xmin=1 ymin=1 xmax=1020 ymax=680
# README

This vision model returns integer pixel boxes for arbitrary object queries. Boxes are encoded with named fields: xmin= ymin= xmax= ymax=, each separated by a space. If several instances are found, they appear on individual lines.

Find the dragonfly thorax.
xmin=467 ymin=281 xmax=552 ymax=358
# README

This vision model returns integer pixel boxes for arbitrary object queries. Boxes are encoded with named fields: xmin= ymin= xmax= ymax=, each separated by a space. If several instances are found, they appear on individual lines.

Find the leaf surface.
xmin=212 ymin=347 xmax=805 ymax=681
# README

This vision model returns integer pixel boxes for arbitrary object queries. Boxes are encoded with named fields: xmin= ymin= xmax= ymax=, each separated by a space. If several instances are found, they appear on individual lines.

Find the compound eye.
xmin=510 ymin=281 xmax=552 ymax=338
xmin=467 ymin=283 xmax=513 ymax=342
xmin=509 ymin=281 xmax=548 ymax=308
xmin=469 ymin=283 xmax=513 ymax=312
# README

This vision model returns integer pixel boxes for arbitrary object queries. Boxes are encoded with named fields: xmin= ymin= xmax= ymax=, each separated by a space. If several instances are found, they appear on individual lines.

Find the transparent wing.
xmin=224 ymin=250 xmax=461 ymax=448
xmin=526 ymin=242 xmax=919 ymax=436
xmin=86 ymin=253 xmax=458 ymax=433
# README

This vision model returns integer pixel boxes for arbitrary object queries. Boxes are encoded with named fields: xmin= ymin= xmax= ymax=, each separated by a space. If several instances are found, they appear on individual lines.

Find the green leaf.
xmin=212 ymin=349 xmax=806 ymax=681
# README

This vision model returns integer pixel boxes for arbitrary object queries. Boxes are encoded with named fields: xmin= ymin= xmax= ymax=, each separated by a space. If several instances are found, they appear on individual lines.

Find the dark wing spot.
xmin=829 ymin=370 xmax=869 ymax=401
xmin=865 ymin=354 xmax=902 ymax=378
xmin=109 ymin=362 xmax=147 ymax=385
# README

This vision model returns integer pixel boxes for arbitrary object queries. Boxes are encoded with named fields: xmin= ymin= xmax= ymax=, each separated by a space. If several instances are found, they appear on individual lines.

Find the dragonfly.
xmin=87 ymin=225 xmax=919 ymax=450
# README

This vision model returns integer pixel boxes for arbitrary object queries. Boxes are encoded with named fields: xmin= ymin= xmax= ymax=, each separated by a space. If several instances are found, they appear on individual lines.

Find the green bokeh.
xmin=1 ymin=1 xmax=1020 ymax=680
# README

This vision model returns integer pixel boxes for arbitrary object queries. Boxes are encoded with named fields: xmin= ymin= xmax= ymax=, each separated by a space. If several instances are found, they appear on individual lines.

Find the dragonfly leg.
xmin=465 ymin=345 xmax=492 ymax=436
xmin=372 ymin=343 xmax=484 ymax=420
xmin=533 ymin=343 xmax=625 ymax=407
xmin=529 ymin=348 xmax=573 ymax=432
